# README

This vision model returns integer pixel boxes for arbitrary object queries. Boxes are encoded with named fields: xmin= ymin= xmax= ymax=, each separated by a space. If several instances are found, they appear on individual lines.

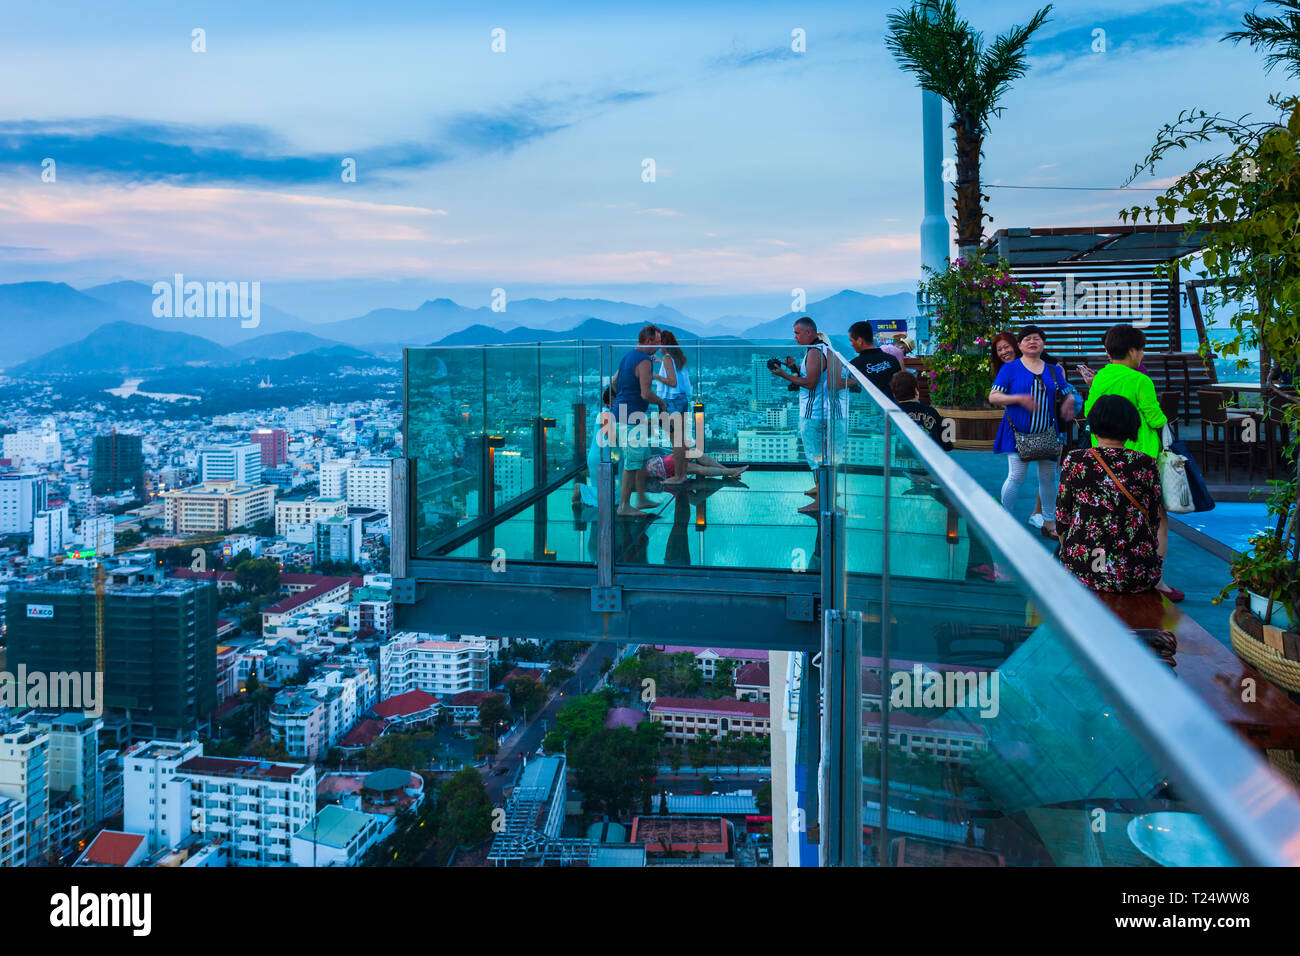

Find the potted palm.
xmin=886 ymin=0 xmax=1054 ymax=259
xmin=919 ymin=256 xmax=1041 ymax=448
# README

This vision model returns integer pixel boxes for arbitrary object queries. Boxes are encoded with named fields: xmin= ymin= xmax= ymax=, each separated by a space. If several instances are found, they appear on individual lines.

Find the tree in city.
xmin=478 ymin=694 xmax=511 ymax=736
xmin=364 ymin=731 xmax=424 ymax=770
xmin=545 ymin=666 xmax=575 ymax=690
xmin=1124 ymin=2 xmax=1300 ymax=623
xmin=688 ymin=731 xmax=715 ymax=772
xmin=506 ymin=675 xmax=549 ymax=715
xmin=434 ymin=767 xmax=494 ymax=862
xmin=885 ymin=0 xmax=1054 ymax=257
xmin=569 ymin=723 xmax=661 ymax=819
xmin=541 ymin=690 xmax=612 ymax=753
xmin=474 ymin=734 xmax=499 ymax=760
xmin=234 ymin=556 xmax=280 ymax=598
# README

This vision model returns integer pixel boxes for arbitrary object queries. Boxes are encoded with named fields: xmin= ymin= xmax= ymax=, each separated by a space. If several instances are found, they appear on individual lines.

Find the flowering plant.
xmin=919 ymin=256 xmax=1041 ymax=408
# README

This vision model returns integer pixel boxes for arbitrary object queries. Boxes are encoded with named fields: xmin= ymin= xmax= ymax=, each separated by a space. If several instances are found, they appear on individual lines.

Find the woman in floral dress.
xmin=1056 ymin=395 xmax=1162 ymax=593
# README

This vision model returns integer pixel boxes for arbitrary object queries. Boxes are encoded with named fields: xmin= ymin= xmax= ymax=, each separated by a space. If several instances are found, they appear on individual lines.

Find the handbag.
xmin=1014 ymin=427 xmax=1062 ymax=461
xmin=1169 ymin=437 xmax=1215 ymax=512
xmin=1088 ymin=447 xmax=1155 ymax=534
xmin=1156 ymin=425 xmax=1195 ymax=514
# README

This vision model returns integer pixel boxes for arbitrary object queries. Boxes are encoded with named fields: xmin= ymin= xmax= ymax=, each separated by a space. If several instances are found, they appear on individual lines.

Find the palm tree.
xmin=886 ymin=0 xmax=1053 ymax=258
xmin=1225 ymin=0 xmax=1300 ymax=77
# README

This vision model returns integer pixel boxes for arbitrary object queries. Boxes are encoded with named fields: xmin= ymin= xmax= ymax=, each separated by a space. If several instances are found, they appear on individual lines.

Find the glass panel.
xmin=868 ymin=408 xmax=1249 ymax=867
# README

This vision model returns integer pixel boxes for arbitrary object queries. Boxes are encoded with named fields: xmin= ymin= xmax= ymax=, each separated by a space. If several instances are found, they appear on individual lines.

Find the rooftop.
xmin=371 ymin=690 xmax=438 ymax=719
xmin=651 ymin=697 xmax=770 ymax=718
xmin=77 ymin=830 xmax=146 ymax=867
xmin=296 ymin=804 xmax=373 ymax=850
xmin=178 ymin=755 xmax=306 ymax=782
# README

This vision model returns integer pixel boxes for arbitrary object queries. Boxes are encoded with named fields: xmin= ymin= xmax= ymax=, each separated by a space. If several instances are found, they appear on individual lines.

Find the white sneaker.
xmin=1028 ymin=513 xmax=1045 ymax=529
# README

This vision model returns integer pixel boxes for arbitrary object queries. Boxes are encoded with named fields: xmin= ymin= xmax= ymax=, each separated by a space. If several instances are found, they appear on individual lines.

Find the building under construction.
xmin=6 ymin=559 xmax=217 ymax=740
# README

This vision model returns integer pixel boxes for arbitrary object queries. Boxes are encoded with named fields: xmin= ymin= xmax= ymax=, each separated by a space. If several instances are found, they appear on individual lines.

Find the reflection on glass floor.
xmin=441 ymin=467 xmax=973 ymax=575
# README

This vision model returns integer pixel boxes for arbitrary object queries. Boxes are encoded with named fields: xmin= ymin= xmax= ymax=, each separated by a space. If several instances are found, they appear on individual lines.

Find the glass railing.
xmin=814 ymin=343 xmax=1300 ymax=867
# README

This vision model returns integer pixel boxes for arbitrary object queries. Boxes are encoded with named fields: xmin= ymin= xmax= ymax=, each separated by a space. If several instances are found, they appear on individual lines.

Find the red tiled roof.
xmin=262 ymin=576 xmax=352 ymax=615
xmin=449 ymin=690 xmax=502 ymax=707
xmin=179 ymin=756 xmax=302 ymax=780
xmin=735 ymin=661 xmax=770 ymax=687
xmin=371 ymin=690 xmax=439 ymax=718
xmin=339 ymin=719 xmax=389 ymax=748
xmin=501 ymin=667 xmax=542 ymax=686
xmin=862 ymin=710 xmax=987 ymax=737
xmin=651 ymin=697 xmax=770 ymax=718
xmin=81 ymin=830 xmax=145 ymax=866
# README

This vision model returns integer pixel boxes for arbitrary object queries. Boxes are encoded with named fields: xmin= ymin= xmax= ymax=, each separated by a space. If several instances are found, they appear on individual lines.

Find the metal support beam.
xmin=879 ymin=413 xmax=893 ymax=866
xmin=821 ymin=610 xmax=863 ymax=867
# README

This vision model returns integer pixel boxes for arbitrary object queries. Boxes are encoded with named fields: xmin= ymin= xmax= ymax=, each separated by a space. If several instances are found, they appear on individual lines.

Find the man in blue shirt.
xmin=612 ymin=325 xmax=668 ymax=516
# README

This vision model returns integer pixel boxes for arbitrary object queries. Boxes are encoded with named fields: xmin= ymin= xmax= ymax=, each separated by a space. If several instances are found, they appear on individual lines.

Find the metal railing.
xmin=821 ymin=342 xmax=1300 ymax=867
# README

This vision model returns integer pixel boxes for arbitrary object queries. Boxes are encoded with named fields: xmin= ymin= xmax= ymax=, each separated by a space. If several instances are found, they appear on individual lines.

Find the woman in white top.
xmin=652 ymin=331 xmax=692 ymax=486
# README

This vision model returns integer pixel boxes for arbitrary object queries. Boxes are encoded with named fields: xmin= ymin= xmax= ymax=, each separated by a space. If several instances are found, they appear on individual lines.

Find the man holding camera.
xmin=769 ymin=316 xmax=844 ymax=516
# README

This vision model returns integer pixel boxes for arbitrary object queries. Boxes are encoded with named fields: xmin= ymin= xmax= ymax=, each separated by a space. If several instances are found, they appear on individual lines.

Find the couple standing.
xmin=611 ymin=325 xmax=692 ymax=516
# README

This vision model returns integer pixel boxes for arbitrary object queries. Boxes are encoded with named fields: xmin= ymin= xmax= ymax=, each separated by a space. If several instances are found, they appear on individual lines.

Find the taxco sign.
xmin=26 ymin=604 xmax=54 ymax=619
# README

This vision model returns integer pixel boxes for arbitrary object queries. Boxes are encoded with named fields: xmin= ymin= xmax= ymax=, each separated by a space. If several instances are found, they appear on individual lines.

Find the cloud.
xmin=1029 ymin=3 xmax=1241 ymax=68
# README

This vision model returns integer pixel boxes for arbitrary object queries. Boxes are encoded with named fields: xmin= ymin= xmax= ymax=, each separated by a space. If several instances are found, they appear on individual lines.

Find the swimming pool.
xmin=1176 ymin=502 xmax=1277 ymax=554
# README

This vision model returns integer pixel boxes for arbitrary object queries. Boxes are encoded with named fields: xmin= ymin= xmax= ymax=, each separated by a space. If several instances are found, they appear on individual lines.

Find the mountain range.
xmin=0 ymin=279 xmax=918 ymax=374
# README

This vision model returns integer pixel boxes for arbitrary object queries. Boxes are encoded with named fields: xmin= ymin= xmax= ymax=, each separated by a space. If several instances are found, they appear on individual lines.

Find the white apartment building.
xmin=30 ymin=504 xmax=72 ymax=559
xmin=275 ymin=495 xmax=347 ymax=536
xmin=319 ymin=459 xmax=353 ymax=499
xmin=162 ymin=481 xmax=275 ymax=533
xmin=78 ymin=514 xmax=116 ymax=556
xmin=737 ymin=429 xmax=799 ymax=463
xmin=494 ymin=451 xmax=530 ymax=500
xmin=124 ymin=740 xmax=316 ymax=866
xmin=200 ymin=442 xmax=263 ymax=486
xmin=3 ymin=423 xmax=61 ymax=464
xmin=345 ymin=458 xmax=392 ymax=513
xmin=24 ymin=714 xmax=102 ymax=828
xmin=379 ymin=633 xmax=489 ymax=698
xmin=0 ymin=730 xmax=50 ymax=865
xmin=0 ymin=473 xmax=47 ymax=535
xmin=0 ymin=796 xmax=26 ymax=868
xmin=269 ymin=666 xmax=376 ymax=761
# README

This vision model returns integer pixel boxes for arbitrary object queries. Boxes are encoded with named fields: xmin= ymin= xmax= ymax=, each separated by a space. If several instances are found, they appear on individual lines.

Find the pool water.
xmin=1175 ymin=502 xmax=1276 ymax=554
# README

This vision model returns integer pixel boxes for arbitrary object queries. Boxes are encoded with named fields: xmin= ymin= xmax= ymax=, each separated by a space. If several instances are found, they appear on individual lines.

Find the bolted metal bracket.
xmin=591 ymin=587 xmax=622 ymax=613
xmin=391 ymin=578 xmax=417 ymax=604
xmin=786 ymin=595 xmax=814 ymax=622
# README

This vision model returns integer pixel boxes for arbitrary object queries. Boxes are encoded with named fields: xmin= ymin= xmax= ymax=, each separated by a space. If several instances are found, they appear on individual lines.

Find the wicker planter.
xmin=1229 ymin=607 xmax=1300 ymax=694
xmin=935 ymin=406 xmax=1003 ymax=451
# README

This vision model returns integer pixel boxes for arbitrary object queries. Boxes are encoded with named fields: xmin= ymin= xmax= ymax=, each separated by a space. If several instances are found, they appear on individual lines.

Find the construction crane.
xmin=94 ymin=562 xmax=106 ymax=677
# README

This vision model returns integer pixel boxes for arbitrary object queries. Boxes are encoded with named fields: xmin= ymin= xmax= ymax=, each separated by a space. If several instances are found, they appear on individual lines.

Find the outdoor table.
xmin=1093 ymin=590 xmax=1300 ymax=751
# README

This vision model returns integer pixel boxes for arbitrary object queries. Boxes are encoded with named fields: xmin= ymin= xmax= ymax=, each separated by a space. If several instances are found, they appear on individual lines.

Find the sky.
xmin=0 ymin=0 xmax=1287 ymax=321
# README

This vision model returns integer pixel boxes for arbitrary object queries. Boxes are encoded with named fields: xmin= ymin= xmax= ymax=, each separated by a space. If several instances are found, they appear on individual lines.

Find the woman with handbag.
xmin=1056 ymin=395 xmax=1162 ymax=592
xmin=988 ymin=325 xmax=1076 ymax=539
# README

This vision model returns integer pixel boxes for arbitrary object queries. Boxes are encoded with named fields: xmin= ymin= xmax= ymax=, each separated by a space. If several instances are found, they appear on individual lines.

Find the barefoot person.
xmin=613 ymin=325 xmax=668 ymax=516
xmin=652 ymin=330 xmax=692 ymax=487
xmin=646 ymin=452 xmax=748 ymax=481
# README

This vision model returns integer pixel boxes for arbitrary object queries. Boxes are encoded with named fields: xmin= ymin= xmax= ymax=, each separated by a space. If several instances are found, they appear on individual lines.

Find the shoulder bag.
xmin=1088 ymin=447 xmax=1154 ymax=533
xmin=1156 ymin=424 xmax=1194 ymax=514
xmin=1012 ymin=370 xmax=1062 ymax=462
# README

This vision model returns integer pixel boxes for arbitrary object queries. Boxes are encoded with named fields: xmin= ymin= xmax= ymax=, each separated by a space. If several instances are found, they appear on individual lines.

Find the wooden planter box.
xmin=934 ymin=407 xmax=1003 ymax=451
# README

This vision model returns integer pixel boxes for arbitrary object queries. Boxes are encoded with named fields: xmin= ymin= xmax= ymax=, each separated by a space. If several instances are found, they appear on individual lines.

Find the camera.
xmin=767 ymin=356 xmax=800 ymax=390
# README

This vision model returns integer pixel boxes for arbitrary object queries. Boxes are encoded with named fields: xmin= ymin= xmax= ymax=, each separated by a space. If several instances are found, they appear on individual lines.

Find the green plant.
xmin=886 ymin=0 xmax=1053 ymax=257
xmin=1125 ymin=6 xmax=1300 ymax=622
xmin=1215 ymin=531 xmax=1299 ymax=623
xmin=919 ymin=256 xmax=1041 ymax=407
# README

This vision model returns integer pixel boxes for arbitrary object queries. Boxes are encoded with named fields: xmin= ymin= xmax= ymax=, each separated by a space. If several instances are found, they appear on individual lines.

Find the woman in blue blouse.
xmin=988 ymin=325 xmax=1076 ymax=539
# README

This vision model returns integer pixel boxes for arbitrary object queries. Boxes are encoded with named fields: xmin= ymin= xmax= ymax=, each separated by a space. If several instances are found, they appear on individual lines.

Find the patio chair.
xmin=1197 ymin=389 xmax=1256 ymax=482
xmin=1158 ymin=391 xmax=1180 ymax=441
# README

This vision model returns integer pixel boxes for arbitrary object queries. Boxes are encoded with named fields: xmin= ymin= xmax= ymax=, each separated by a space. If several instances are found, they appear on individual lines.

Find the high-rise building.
xmin=319 ymin=459 xmax=352 ymax=499
xmin=0 ymin=796 xmax=26 ymax=868
xmin=78 ymin=515 xmax=116 ymax=557
xmin=346 ymin=458 xmax=392 ymax=513
xmin=3 ymin=422 xmax=61 ymax=465
xmin=30 ymin=505 xmax=71 ymax=559
xmin=162 ymin=481 xmax=275 ymax=533
xmin=751 ymin=355 xmax=777 ymax=408
xmin=199 ymin=442 xmax=263 ymax=486
xmin=737 ymin=429 xmax=799 ymax=462
xmin=91 ymin=432 xmax=144 ymax=498
xmin=379 ymin=633 xmax=489 ymax=698
xmin=0 ymin=730 xmax=49 ymax=865
xmin=23 ymin=714 xmax=102 ymax=828
xmin=249 ymin=428 xmax=288 ymax=468
xmin=314 ymin=515 xmax=362 ymax=566
xmin=0 ymin=473 xmax=47 ymax=535
xmin=7 ymin=574 xmax=218 ymax=740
